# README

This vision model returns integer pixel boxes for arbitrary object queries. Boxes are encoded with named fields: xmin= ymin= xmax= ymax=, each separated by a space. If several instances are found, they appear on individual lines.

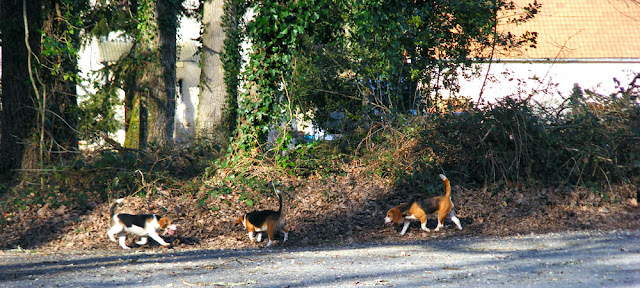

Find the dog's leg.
xmin=434 ymin=213 xmax=445 ymax=231
xmin=248 ymin=231 xmax=255 ymax=242
xmin=449 ymin=210 xmax=463 ymax=230
xmin=278 ymin=219 xmax=288 ymax=244
xmin=266 ymin=225 xmax=275 ymax=247
xmin=107 ymin=231 xmax=116 ymax=243
xmin=256 ymin=232 xmax=263 ymax=242
xmin=400 ymin=221 xmax=411 ymax=235
xmin=136 ymin=236 xmax=148 ymax=245
xmin=149 ymin=231 xmax=170 ymax=246
xmin=118 ymin=234 xmax=130 ymax=249
xmin=107 ymin=225 xmax=121 ymax=242
xmin=419 ymin=215 xmax=430 ymax=232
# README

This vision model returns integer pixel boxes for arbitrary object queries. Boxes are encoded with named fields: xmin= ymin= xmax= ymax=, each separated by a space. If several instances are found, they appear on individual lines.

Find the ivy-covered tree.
xmin=227 ymin=0 xmax=539 ymax=152
xmin=218 ymin=0 xmax=246 ymax=142
xmin=41 ymin=0 xmax=89 ymax=157
xmin=232 ymin=0 xmax=324 ymax=151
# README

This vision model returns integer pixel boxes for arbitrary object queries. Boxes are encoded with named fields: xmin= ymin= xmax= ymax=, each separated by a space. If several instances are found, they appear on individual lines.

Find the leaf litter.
xmin=0 ymin=162 xmax=638 ymax=251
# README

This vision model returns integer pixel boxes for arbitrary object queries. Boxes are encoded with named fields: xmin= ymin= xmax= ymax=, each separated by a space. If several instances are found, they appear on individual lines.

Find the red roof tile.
xmin=496 ymin=0 xmax=640 ymax=59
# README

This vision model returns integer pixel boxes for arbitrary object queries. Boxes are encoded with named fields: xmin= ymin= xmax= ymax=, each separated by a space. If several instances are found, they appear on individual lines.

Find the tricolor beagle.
xmin=107 ymin=198 xmax=177 ymax=249
xmin=385 ymin=174 xmax=462 ymax=235
xmin=235 ymin=190 xmax=288 ymax=247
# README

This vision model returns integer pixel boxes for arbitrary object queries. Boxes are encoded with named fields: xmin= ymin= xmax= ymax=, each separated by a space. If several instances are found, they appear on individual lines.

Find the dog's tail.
xmin=275 ymin=189 xmax=283 ymax=214
xmin=439 ymin=174 xmax=451 ymax=199
xmin=110 ymin=198 xmax=124 ymax=217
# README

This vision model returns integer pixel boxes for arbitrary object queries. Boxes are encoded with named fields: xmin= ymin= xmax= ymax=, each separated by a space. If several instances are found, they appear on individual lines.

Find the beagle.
xmin=235 ymin=190 xmax=288 ymax=247
xmin=385 ymin=174 xmax=462 ymax=235
xmin=107 ymin=198 xmax=177 ymax=249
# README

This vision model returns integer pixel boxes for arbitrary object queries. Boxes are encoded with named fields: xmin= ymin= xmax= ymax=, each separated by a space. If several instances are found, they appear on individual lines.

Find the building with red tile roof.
xmin=457 ymin=0 xmax=640 ymax=104
xmin=498 ymin=0 xmax=640 ymax=60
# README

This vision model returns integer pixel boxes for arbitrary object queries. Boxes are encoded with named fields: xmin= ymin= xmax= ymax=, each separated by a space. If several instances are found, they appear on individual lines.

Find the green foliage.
xmin=78 ymin=85 xmax=122 ymax=143
xmin=35 ymin=0 xmax=90 ymax=160
xmin=233 ymin=1 xmax=322 ymax=151
xmin=221 ymin=0 xmax=248 ymax=137
xmin=279 ymin=140 xmax=348 ymax=177
xmin=84 ymin=0 xmax=138 ymax=37
xmin=343 ymin=0 xmax=539 ymax=116
xmin=136 ymin=0 xmax=158 ymax=43
xmin=223 ymin=0 xmax=539 ymax=156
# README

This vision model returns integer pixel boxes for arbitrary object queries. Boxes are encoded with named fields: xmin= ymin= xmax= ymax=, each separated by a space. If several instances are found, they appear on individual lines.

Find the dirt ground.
xmin=1 ymin=229 xmax=638 ymax=287
xmin=1 ymin=163 xmax=639 ymax=252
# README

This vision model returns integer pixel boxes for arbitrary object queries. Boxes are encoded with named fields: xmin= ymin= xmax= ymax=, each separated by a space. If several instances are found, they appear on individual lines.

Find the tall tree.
xmin=154 ymin=0 xmax=179 ymax=146
xmin=196 ymin=0 xmax=227 ymax=139
xmin=1 ymin=0 xmax=86 ymax=177
xmin=1 ymin=0 xmax=43 ymax=172
xmin=135 ymin=0 xmax=180 ymax=148
xmin=82 ymin=0 xmax=187 ymax=150
xmin=40 ymin=0 xmax=86 ymax=157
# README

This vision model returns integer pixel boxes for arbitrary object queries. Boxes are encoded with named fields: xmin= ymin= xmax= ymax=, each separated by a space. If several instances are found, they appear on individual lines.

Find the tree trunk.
xmin=145 ymin=0 xmax=177 ymax=147
xmin=0 ymin=0 xmax=43 ymax=172
xmin=196 ymin=0 xmax=227 ymax=139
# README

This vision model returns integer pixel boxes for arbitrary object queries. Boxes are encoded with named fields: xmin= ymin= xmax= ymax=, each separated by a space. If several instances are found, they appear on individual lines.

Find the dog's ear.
xmin=392 ymin=209 xmax=402 ymax=223
xmin=158 ymin=217 xmax=170 ymax=229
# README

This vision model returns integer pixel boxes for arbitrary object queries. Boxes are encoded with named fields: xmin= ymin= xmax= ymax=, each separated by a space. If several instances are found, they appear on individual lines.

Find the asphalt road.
xmin=1 ymin=230 xmax=638 ymax=288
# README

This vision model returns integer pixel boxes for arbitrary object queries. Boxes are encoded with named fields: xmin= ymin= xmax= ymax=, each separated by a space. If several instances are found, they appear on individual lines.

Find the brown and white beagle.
xmin=235 ymin=190 xmax=288 ymax=247
xmin=385 ymin=174 xmax=462 ymax=235
xmin=107 ymin=198 xmax=177 ymax=249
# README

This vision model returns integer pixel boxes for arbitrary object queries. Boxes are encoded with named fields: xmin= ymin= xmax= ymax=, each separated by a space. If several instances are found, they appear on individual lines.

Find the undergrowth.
xmin=1 ymin=86 xmax=638 ymax=225
xmin=369 ymin=88 xmax=640 ymax=197
xmin=0 ymin=137 xmax=224 ymax=223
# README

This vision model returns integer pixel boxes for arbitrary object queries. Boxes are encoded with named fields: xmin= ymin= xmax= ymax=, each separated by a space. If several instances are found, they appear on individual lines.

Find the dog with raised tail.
xmin=235 ymin=189 xmax=288 ymax=247
xmin=107 ymin=198 xmax=177 ymax=249
xmin=385 ymin=174 xmax=462 ymax=235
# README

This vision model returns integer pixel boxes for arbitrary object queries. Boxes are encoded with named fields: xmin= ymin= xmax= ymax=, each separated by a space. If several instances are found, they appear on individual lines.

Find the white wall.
xmin=175 ymin=62 xmax=201 ymax=143
xmin=455 ymin=61 xmax=640 ymax=107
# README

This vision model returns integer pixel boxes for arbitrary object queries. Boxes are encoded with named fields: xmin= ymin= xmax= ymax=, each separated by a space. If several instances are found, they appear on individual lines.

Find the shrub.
xmin=381 ymin=86 xmax=640 ymax=190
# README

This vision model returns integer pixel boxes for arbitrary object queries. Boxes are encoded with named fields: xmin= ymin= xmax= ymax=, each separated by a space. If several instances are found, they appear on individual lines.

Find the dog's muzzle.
xmin=167 ymin=224 xmax=177 ymax=235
